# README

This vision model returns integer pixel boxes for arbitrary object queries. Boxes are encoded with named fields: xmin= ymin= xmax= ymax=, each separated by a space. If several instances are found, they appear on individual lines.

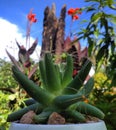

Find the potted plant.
xmin=7 ymin=4 xmax=107 ymax=130
xmin=8 ymin=52 xmax=107 ymax=130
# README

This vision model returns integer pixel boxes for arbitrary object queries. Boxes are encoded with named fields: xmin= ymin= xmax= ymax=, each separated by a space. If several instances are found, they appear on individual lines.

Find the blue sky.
xmin=0 ymin=0 xmax=88 ymax=37
xmin=0 ymin=0 xmax=115 ymax=60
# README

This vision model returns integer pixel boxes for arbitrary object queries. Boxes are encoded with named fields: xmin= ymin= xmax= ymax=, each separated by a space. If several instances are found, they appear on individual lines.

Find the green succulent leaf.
xmin=53 ymin=93 xmax=83 ymax=109
xmin=24 ymin=98 xmax=37 ymax=106
xmin=44 ymin=53 xmax=61 ymax=93
xmin=39 ymin=59 xmax=48 ymax=88
xmin=76 ymin=102 xmax=105 ymax=119
xmin=12 ymin=66 xmax=53 ymax=106
xmin=33 ymin=106 xmax=59 ymax=124
xmin=61 ymin=55 xmax=73 ymax=88
xmin=34 ymin=110 xmax=53 ymax=124
xmin=7 ymin=103 xmax=43 ymax=122
xmin=80 ymin=78 xmax=94 ymax=97
xmin=63 ymin=59 xmax=92 ymax=94
xmin=65 ymin=109 xmax=86 ymax=122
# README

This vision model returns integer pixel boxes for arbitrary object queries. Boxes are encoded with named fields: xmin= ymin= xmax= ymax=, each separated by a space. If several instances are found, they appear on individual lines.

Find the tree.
xmin=77 ymin=0 xmax=116 ymax=86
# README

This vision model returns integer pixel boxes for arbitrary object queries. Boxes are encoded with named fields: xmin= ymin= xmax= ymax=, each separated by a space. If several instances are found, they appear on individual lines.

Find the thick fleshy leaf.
xmin=79 ymin=78 xmax=94 ymax=97
xmin=12 ymin=66 xmax=53 ymax=106
xmin=76 ymin=102 xmax=105 ymax=119
xmin=53 ymin=93 xmax=83 ymax=109
xmin=61 ymin=55 xmax=73 ymax=88
xmin=39 ymin=59 xmax=48 ymax=89
xmin=63 ymin=59 xmax=92 ymax=94
xmin=44 ymin=53 xmax=61 ymax=93
xmin=7 ymin=103 xmax=43 ymax=122
xmin=65 ymin=109 xmax=86 ymax=122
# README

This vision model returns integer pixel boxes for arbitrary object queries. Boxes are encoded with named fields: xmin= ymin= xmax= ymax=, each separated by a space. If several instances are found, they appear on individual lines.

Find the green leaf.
xmin=91 ymin=12 xmax=103 ymax=23
xmin=34 ymin=111 xmax=52 ymax=124
xmin=96 ymin=45 xmax=108 ymax=62
xmin=88 ymin=37 xmax=94 ymax=56
xmin=53 ymin=93 xmax=83 ymax=109
xmin=106 ymin=14 xmax=116 ymax=24
xmin=65 ymin=109 xmax=86 ymax=122
xmin=12 ymin=66 xmax=52 ymax=106
xmin=63 ymin=59 xmax=92 ymax=94
xmin=85 ymin=0 xmax=99 ymax=2
xmin=86 ymin=6 xmax=96 ymax=12
xmin=107 ymin=0 xmax=116 ymax=10
xmin=94 ymin=28 xmax=99 ymax=38
xmin=54 ymin=64 xmax=63 ymax=85
xmin=34 ymin=106 xmax=58 ymax=124
xmin=44 ymin=53 xmax=61 ymax=93
xmin=76 ymin=102 xmax=105 ymax=119
xmin=61 ymin=55 xmax=73 ymax=88
xmin=7 ymin=103 xmax=43 ymax=122
xmin=39 ymin=59 xmax=47 ymax=88
xmin=80 ymin=78 xmax=94 ymax=97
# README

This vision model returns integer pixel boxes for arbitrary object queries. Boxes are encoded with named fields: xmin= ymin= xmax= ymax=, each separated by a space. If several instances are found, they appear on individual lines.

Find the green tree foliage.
xmin=77 ymin=0 xmax=116 ymax=86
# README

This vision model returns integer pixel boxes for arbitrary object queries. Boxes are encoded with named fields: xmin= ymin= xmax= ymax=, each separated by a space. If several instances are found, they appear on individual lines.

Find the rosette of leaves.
xmin=7 ymin=53 xmax=104 ymax=124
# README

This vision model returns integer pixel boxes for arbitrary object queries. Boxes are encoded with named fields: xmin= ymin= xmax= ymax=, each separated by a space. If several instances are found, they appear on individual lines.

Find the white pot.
xmin=9 ymin=121 xmax=107 ymax=130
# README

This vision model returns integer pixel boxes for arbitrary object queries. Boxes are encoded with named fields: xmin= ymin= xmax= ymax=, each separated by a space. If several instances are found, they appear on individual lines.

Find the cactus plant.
xmin=7 ymin=53 xmax=105 ymax=124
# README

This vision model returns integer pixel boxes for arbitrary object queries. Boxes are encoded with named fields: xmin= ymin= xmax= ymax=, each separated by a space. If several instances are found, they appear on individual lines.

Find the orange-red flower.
xmin=27 ymin=9 xmax=37 ymax=23
xmin=72 ymin=15 xmax=79 ymax=20
xmin=67 ymin=8 xmax=75 ymax=15
xmin=67 ymin=7 xmax=81 ymax=21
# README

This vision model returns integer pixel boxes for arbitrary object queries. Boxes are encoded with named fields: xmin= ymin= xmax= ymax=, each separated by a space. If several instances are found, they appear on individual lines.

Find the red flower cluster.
xmin=27 ymin=9 xmax=37 ymax=23
xmin=67 ymin=8 xmax=81 ymax=20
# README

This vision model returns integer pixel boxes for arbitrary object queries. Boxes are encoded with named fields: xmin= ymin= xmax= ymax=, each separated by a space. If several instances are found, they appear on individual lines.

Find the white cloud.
xmin=0 ymin=17 xmax=41 ymax=61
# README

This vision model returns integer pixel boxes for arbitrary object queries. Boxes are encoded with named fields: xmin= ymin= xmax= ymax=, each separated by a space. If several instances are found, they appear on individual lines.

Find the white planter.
xmin=9 ymin=121 xmax=107 ymax=130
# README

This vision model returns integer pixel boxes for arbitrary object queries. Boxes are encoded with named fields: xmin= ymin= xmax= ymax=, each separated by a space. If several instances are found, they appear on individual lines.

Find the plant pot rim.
xmin=11 ymin=120 xmax=105 ymax=126
xmin=9 ymin=120 xmax=107 ymax=130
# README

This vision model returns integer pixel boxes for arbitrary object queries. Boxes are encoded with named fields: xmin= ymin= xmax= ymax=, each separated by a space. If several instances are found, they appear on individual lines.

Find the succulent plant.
xmin=7 ymin=53 xmax=105 ymax=124
xmin=6 ymin=4 xmax=105 ymax=124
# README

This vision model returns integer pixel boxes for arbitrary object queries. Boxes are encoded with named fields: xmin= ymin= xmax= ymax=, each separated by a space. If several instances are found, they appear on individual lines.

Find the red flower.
xmin=67 ymin=8 xmax=75 ymax=15
xmin=72 ymin=15 xmax=79 ymax=20
xmin=27 ymin=9 xmax=37 ymax=23
xmin=67 ymin=7 xmax=82 ymax=21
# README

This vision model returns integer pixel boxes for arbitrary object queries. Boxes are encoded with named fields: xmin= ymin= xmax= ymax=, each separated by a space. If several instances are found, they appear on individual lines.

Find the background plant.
xmin=0 ymin=59 xmax=25 ymax=130
xmin=76 ymin=0 xmax=116 ymax=86
xmin=0 ymin=59 xmax=17 ymax=92
xmin=91 ymin=72 xmax=116 ymax=130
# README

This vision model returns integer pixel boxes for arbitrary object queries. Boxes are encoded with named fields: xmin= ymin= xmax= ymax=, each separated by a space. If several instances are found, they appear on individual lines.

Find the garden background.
xmin=0 ymin=0 xmax=116 ymax=130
